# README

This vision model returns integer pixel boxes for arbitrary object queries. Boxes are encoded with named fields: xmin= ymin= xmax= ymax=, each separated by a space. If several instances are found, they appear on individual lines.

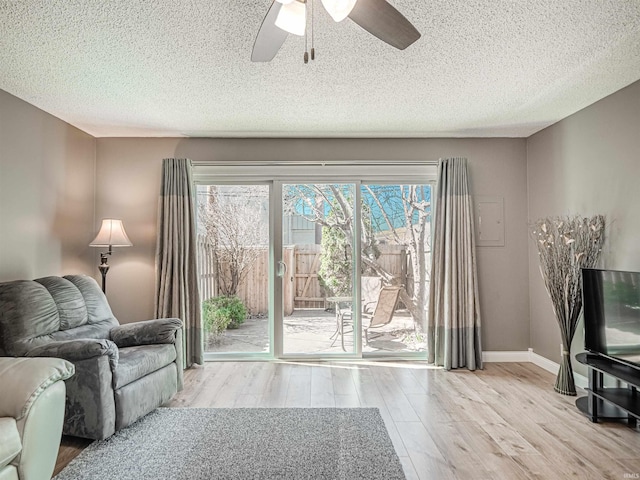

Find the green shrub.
xmin=318 ymin=224 xmax=352 ymax=297
xmin=317 ymin=200 xmax=379 ymax=298
xmin=203 ymin=296 xmax=247 ymax=332
xmin=202 ymin=298 xmax=230 ymax=336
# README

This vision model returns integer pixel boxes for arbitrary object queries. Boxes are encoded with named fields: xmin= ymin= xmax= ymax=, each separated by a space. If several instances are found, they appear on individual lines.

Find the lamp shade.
xmin=321 ymin=0 xmax=357 ymax=22
xmin=89 ymin=219 xmax=133 ymax=247
xmin=275 ymin=0 xmax=306 ymax=36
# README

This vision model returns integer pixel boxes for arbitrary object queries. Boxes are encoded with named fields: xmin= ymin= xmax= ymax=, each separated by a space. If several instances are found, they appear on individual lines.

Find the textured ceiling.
xmin=1 ymin=0 xmax=639 ymax=138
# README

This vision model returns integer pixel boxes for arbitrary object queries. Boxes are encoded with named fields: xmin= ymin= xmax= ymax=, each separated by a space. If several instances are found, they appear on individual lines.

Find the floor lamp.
xmin=89 ymin=219 xmax=132 ymax=294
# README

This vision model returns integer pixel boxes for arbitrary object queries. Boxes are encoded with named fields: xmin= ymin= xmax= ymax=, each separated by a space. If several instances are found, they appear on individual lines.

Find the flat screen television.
xmin=583 ymin=268 xmax=640 ymax=368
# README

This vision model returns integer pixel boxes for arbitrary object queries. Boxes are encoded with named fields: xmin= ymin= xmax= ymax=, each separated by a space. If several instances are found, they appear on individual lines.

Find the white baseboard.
xmin=527 ymin=348 xmax=588 ymax=389
xmin=482 ymin=350 xmax=531 ymax=363
xmin=482 ymin=348 xmax=588 ymax=390
xmin=527 ymin=348 xmax=559 ymax=374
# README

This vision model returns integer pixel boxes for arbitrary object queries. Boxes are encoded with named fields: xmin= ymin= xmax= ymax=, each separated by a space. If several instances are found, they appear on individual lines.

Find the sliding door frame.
xmin=194 ymin=161 xmax=437 ymax=362
xmin=278 ymin=180 xmax=363 ymax=360
xmin=195 ymin=179 xmax=275 ymax=361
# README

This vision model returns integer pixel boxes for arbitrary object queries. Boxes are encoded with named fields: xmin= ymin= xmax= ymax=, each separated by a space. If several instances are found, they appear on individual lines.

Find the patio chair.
xmin=331 ymin=285 xmax=403 ymax=349
xmin=362 ymin=286 xmax=403 ymax=344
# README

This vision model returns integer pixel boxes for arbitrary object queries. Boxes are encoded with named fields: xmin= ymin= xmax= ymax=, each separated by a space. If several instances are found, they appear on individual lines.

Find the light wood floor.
xmin=55 ymin=362 xmax=640 ymax=479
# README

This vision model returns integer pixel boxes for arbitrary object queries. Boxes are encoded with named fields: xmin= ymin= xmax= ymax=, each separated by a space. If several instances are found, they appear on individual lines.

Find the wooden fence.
xmin=197 ymin=237 xmax=409 ymax=316
xmin=196 ymin=236 xmax=218 ymax=303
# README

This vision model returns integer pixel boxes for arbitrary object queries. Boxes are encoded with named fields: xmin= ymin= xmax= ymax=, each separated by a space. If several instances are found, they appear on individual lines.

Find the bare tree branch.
xmin=364 ymin=185 xmax=403 ymax=245
xmin=285 ymin=183 xmax=432 ymax=329
xmin=198 ymin=186 xmax=268 ymax=297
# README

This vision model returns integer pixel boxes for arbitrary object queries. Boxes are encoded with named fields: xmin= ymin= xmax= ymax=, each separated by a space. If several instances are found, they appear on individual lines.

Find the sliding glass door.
xmin=195 ymin=166 xmax=433 ymax=360
xmin=360 ymin=184 xmax=430 ymax=354
xmin=196 ymin=184 xmax=271 ymax=356
xmin=282 ymin=183 xmax=357 ymax=355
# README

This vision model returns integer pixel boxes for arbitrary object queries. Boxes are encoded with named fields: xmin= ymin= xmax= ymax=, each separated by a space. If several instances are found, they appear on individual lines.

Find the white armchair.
xmin=0 ymin=357 xmax=74 ymax=480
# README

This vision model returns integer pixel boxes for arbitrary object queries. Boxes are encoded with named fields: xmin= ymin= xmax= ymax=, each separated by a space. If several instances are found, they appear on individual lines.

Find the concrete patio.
xmin=205 ymin=309 xmax=427 ymax=355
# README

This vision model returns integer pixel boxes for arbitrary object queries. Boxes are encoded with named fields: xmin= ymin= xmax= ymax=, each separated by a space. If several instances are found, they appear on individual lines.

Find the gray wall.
xmin=96 ymin=137 xmax=531 ymax=352
xmin=0 ymin=88 xmax=531 ymax=352
xmin=527 ymin=80 xmax=640 ymax=366
xmin=0 ymin=90 xmax=96 ymax=281
xmin=6 ymin=76 xmax=638 ymax=362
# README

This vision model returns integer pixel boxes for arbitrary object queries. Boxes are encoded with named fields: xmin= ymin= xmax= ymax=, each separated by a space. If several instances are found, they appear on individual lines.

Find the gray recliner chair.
xmin=0 ymin=275 xmax=183 ymax=440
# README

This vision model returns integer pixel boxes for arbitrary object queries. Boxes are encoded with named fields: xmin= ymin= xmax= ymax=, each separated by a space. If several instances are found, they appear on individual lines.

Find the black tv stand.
xmin=576 ymin=352 xmax=640 ymax=428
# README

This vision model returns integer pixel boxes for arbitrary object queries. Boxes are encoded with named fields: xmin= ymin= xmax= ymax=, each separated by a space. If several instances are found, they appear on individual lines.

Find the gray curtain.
xmin=427 ymin=157 xmax=482 ymax=370
xmin=155 ymin=158 xmax=203 ymax=367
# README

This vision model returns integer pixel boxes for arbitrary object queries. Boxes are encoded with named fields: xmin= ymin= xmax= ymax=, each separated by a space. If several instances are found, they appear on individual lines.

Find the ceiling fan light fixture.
xmin=252 ymin=0 xmax=421 ymax=63
xmin=321 ymin=0 xmax=357 ymax=22
xmin=275 ymin=1 xmax=306 ymax=36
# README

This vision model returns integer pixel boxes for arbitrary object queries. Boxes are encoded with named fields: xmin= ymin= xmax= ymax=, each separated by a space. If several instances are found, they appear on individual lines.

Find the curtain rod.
xmin=191 ymin=160 xmax=438 ymax=167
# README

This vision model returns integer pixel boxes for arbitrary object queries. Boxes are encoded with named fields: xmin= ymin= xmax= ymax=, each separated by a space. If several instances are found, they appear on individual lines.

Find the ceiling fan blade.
xmin=252 ymin=1 xmax=289 ymax=62
xmin=348 ymin=0 xmax=420 ymax=50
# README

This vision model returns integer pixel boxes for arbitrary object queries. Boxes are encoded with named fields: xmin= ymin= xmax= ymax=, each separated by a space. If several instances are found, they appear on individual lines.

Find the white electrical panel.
xmin=475 ymin=196 xmax=504 ymax=247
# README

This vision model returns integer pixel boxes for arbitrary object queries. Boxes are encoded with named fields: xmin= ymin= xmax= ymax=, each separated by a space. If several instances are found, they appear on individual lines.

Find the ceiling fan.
xmin=251 ymin=0 xmax=421 ymax=62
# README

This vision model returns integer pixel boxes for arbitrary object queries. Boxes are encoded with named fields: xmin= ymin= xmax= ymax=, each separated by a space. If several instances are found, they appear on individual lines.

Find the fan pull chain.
xmin=311 ymin=0 xmax=315 ymax=60
xmin=303 ymin=0 xmax=309 ymax=63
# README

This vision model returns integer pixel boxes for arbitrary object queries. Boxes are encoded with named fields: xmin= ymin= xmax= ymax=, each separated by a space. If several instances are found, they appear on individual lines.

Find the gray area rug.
xmin=54 ymin=407 xmax=406 ymax=480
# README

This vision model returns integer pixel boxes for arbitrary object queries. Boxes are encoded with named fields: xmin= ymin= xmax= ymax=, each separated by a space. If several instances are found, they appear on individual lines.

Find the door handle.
xmin=277 ymin=261 xmax=287 ymax=278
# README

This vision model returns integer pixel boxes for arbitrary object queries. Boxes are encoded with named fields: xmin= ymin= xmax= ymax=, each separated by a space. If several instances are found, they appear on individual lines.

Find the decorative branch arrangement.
xmin=530 ymin=214 xmax=605 ymax=395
